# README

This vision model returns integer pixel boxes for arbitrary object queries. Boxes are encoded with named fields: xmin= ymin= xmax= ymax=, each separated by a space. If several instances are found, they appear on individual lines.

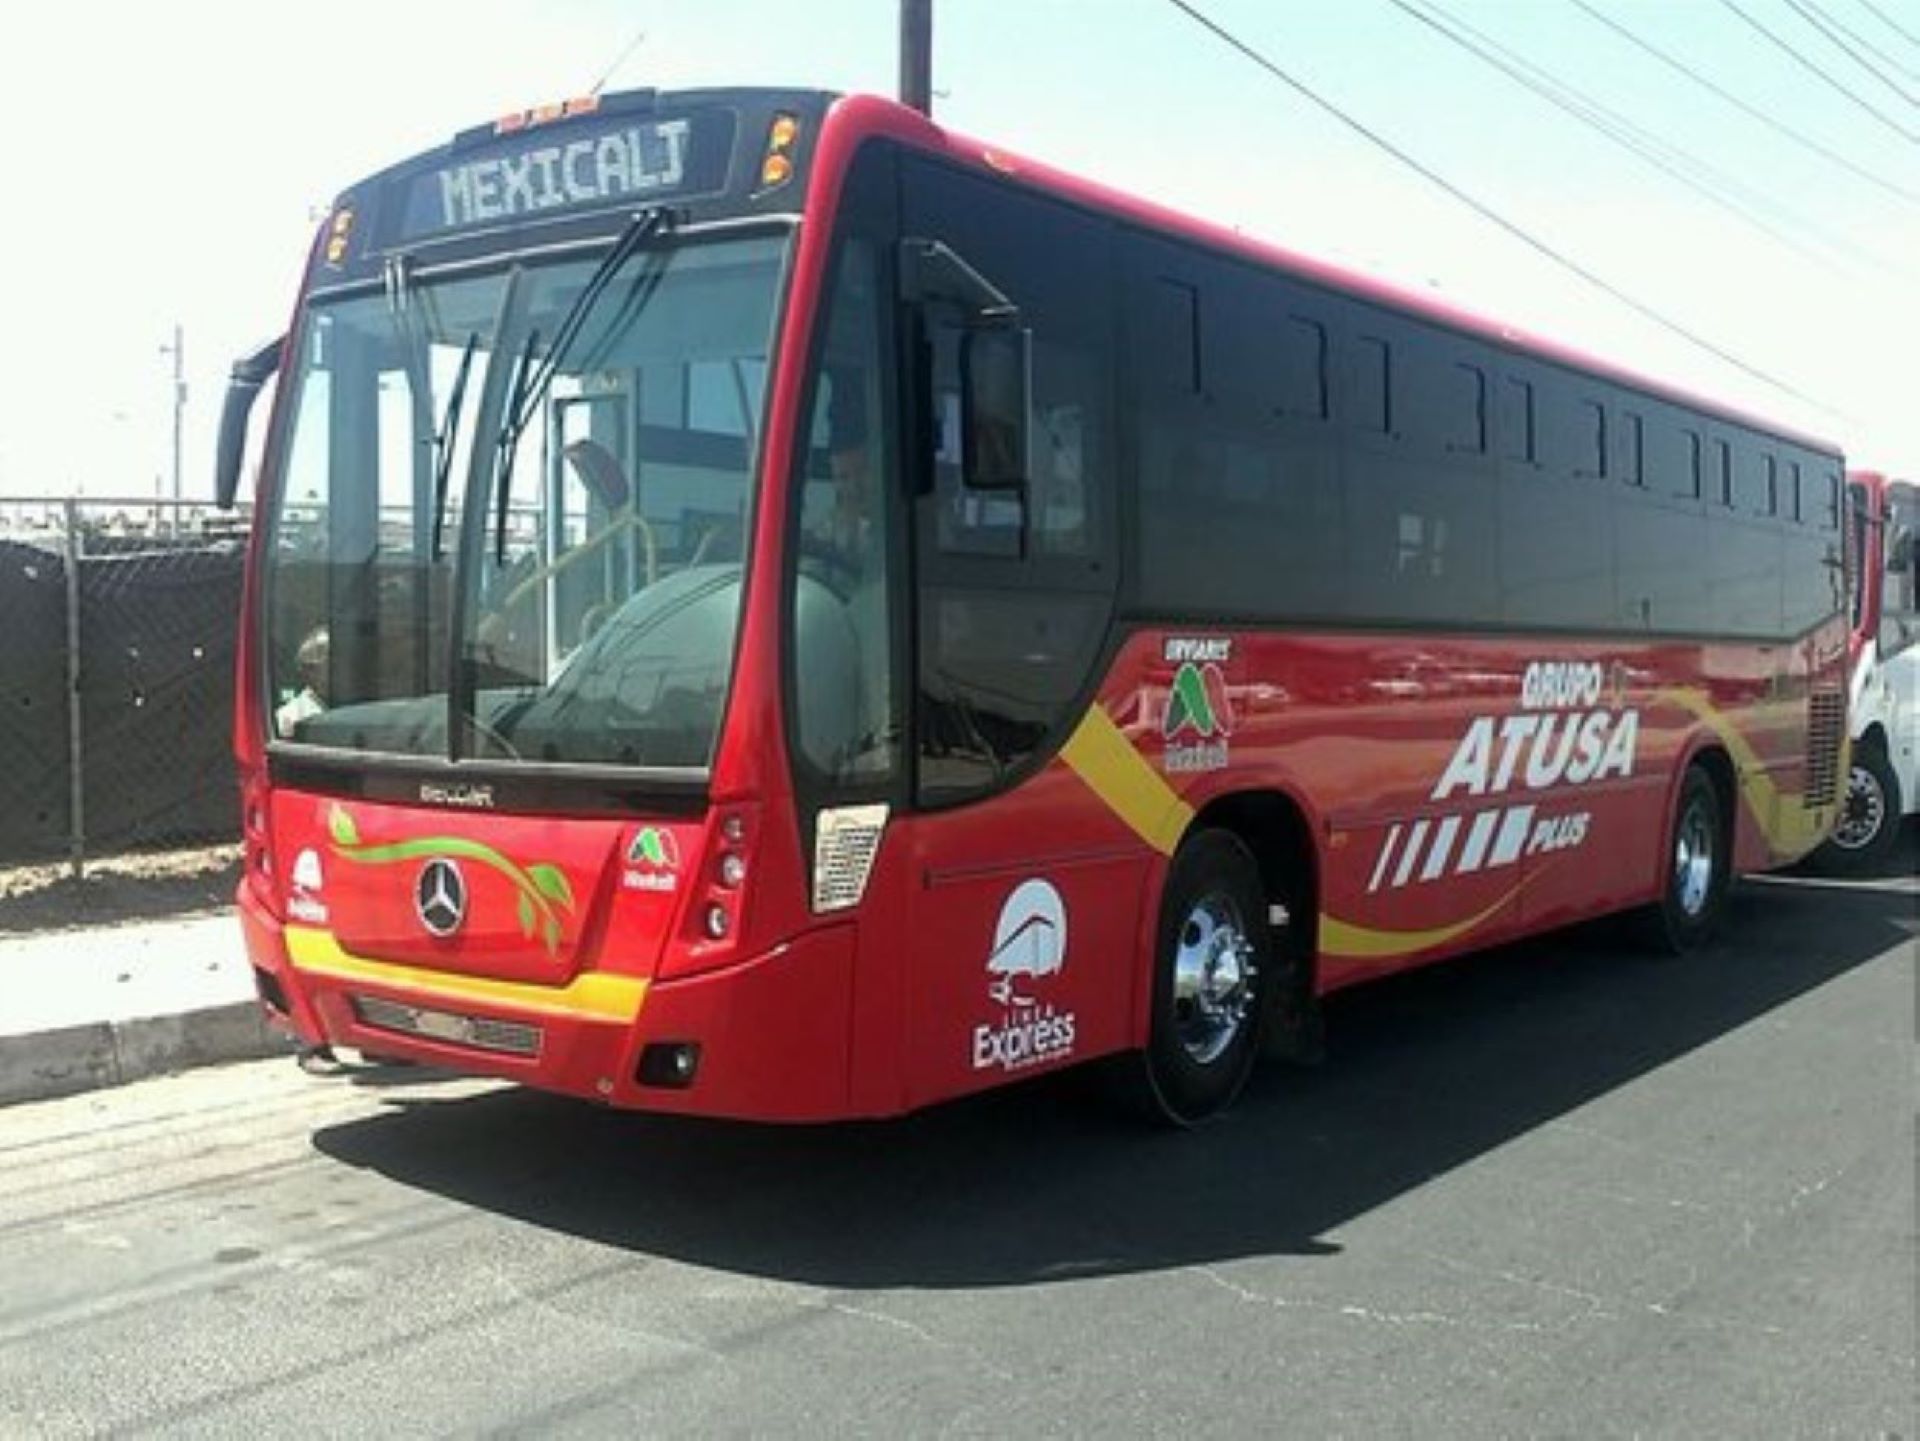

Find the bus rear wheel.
xmin=1137 ymin=829 xmax=1272 ymax=1125
xmin=1641 ymin=764 xmax=1729 ymax=954
xmin=1821 ymin=742 xmax=1901 ymax=873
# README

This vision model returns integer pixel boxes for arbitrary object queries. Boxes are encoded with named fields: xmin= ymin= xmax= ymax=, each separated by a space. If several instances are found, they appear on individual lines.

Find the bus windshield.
xmin=262 ymin=230 xmax=786 ymax=770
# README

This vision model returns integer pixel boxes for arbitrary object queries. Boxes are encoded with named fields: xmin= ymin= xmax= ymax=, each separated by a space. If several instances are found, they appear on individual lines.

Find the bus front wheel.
xmin=1137 ymin=829 xmax=1272 ymax=1125
xmin=1641 ymin=764 xmax=1729 ymax=954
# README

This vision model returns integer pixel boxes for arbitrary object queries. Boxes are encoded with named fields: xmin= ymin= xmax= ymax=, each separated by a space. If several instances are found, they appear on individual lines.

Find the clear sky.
xmin=0 ymin=0 xmax=1912 ymax=500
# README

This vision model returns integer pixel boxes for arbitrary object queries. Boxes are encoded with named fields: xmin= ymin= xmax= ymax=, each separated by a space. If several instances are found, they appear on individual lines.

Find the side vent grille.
xmin=813 ymin=804 xmax=889 ymax=913
xmin=1804 ymin=688 xmax=1844 ymax=809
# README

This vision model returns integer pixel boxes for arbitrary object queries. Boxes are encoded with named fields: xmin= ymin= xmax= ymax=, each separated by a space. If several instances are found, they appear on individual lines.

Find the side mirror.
xmin=898 ymin=237 xmax=1018 ymax=323
xmin=214 ymin=336 xmax=284 ymax=509
xmin=960 ymin=327 xmax=1031 ymax=492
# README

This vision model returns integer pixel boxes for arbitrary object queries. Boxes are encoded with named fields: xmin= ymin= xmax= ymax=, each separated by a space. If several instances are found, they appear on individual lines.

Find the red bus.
xmin=217 ymin=87 xmax=1850 ymax=1123
xmin=1819 ymin=470 xmax=1918 ymax=868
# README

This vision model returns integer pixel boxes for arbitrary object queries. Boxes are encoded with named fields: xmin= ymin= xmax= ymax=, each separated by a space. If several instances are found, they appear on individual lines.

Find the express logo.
xmin=292 ymin=848 xmax=324 ymax=892
xmin=623 ymin=826 xmax=681 ymax=894
xmin=972 ymin=879 xmax=1077 ymax=1073
xmin=287 ymin=847 xmax=328 ymax=925
xmin=414 ymin=858 xmax=468 ymax=937
xmin=986 ymin=879 xmax=1068 ymax=1006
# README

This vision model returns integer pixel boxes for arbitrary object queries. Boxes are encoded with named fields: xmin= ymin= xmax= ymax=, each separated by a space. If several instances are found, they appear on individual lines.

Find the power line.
xmin=1718 ymin=0 xmax=1918 ymax=142
xmin=1781 ymin=0 xmax=1919 ymax=104
xmin=1570 ymin=0 xmax=1918 ymax=204
xmin=1159 ymin=0 xmax=1838 ymax=419
xmin=1809 ymin=0 xmax=1920 ymax=82
xmin=1388 ymin=0 xmax=1875 ymax=277
xmin=1854 ymin=0 xmax=1920 ymax=51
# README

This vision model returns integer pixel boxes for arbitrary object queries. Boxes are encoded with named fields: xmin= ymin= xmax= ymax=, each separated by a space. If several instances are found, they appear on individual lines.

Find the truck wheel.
xmin=1821 ymin=742 xmax=1901 ymax=873
xmin=1640 ymin=764 xmax=1729 ymax=954
xmin=1137 ymin=830 xmax=1272 ymax=1125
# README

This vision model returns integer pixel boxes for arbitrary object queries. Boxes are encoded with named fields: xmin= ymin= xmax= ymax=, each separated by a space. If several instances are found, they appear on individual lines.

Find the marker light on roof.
xmin=495 ymin=94 xmax=601 ymax=136
xmin=324 ymin=209 xmax=355 ymax=266
xmin=758 ymin=112 xmax=800 ymax=192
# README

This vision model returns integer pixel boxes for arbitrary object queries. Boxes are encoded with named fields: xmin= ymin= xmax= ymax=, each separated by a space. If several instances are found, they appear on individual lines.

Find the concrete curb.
xmin=0 ymin=1002 xmax=294 ymax=1108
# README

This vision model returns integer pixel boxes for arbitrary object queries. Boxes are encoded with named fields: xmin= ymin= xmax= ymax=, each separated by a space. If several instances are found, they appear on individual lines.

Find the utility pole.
xmin=159 ymin=323 xmax=186 ymax=505
xmin=900 ymin=0 xmax=933 ymax=115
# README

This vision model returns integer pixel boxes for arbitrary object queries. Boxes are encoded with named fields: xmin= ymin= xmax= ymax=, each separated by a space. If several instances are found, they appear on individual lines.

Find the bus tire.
xmin=1136 ymin=829 xmax=1272 ymax=1125
xmin=1640 ymin=764 xmax=1729 ymax=954
xmin=1820 ymin=741 xmax=1901 ymax=873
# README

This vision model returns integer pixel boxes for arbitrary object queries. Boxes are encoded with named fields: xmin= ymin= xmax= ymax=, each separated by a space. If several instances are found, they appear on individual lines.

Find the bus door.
xmin=892 ymin=157 xmax=1140 ymax=1106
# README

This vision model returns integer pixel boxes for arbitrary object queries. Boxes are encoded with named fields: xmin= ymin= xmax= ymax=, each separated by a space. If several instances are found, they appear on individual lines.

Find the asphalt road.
xmin=2 ymin=848 xmax=1913 ymax=1439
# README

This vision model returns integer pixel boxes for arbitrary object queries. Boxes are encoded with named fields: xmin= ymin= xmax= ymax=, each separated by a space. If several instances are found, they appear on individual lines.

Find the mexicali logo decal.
xmin=1163 ymin=637 xmax=1233 ymax=773
xmin=623 ymin=826 xmax=681 ymax=894
xmin=324 ymin=803 xmax=576 ymax=957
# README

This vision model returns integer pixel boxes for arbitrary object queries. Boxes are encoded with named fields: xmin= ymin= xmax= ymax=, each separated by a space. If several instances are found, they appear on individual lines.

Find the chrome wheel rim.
xmin=1674 ymin=800 xmax=1716 ymax=918
xmin=1172 ymin=893 xmax=1257 ymax=1066
xmin=1831 ymin=764 xmax=1886 ymax=852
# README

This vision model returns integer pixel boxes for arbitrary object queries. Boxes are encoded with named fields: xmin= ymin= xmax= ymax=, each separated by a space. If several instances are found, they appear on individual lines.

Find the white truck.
xmin=1822 ymin=470 xmax=1919 ymax=870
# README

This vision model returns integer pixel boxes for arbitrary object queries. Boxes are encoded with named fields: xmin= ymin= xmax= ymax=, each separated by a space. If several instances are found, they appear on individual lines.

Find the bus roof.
xmin=307 ymin=82 xmax=1840 ymax=461
xmin=823 ymin=92 xmax=1841 ymax=460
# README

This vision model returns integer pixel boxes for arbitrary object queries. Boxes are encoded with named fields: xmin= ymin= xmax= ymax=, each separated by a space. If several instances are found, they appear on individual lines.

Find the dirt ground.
xmin=0 ymin=844 xmax=241 ymax=937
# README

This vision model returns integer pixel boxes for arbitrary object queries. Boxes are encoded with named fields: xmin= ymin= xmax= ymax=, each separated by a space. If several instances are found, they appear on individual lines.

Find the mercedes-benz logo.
xmin=414 ymin=858 xmax=467 ymax=937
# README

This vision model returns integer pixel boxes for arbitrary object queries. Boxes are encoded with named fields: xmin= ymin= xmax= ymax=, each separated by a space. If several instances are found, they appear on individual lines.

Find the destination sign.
xmin=400 ymin=109 xmax=736 ymax=240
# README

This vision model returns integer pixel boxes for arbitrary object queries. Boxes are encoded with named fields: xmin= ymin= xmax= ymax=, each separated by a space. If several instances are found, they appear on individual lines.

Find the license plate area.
xmin=350 ymin=994 xmax=543 ymax=1058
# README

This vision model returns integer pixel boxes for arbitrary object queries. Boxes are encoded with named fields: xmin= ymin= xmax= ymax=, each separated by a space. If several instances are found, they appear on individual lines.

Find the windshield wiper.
xmin=490 ymin=206 xmax=677 ymax=562
xmin=492 ymin=328 xmax=541 ymax=563
xmin=430 ymin=332 xmax=479 ymax=562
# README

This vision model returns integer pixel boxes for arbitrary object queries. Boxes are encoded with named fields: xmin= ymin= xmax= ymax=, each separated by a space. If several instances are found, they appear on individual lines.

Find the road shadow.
xmin=313 ymin=872 xmax=1912 ymax=1291
xmin=1784 ymin=818 xmax=1919 ymax=888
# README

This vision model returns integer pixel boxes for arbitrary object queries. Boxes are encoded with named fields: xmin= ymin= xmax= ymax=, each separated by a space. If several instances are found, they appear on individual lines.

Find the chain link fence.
xmin=0 ymin=497 xmax=251 ymax=870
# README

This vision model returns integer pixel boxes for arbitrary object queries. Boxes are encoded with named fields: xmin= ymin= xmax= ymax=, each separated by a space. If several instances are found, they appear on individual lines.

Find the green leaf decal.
xmin=639 ymin=830 xmax=668 ymax=867
xmin=516 ymin=891 xmax=535 ymax=939
xmin=327 ymin=804 xmax=359 ymax=848
xmin=528 ymin=863 xmax=574 ymax=911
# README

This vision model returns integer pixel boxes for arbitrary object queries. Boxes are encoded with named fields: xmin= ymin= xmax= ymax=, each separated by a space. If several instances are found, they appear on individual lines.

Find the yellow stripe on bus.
xmin=284 ymin=925 xmax=646 ymax=1024
xmin=1060 ymin=706 xmax=1194 ymax=857
xmin=1319 ymin=886 xmax=1521 ymax=961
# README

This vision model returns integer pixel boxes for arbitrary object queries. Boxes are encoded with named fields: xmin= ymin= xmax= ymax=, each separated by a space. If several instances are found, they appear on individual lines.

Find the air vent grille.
xmin=1804 ymin=689 xmax=1844 ymax=809
xmin=812 ymin=804 xmax=889 ymax=912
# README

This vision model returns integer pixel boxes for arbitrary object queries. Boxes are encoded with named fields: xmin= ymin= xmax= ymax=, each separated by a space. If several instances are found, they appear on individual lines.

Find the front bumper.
xmin=238 ymin=884 xmax=860 ymax=1121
